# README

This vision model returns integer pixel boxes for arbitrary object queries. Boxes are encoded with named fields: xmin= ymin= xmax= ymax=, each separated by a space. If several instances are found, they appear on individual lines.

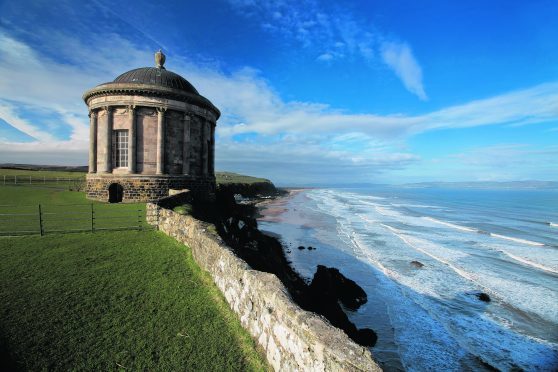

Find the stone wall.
xmin=87 ymin=175 xmax=215 ymax=202
xmin=146 ymin=200 xmax=381 ymax=371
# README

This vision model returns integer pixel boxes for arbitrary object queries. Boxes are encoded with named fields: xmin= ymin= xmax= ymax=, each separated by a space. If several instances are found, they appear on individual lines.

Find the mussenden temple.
xmin=83 ymin=50 xmax=220 ymax=203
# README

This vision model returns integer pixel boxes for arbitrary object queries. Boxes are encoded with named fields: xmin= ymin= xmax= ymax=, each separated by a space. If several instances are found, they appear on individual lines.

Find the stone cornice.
xmin=83 ymin=82 xmax=220 ymax=119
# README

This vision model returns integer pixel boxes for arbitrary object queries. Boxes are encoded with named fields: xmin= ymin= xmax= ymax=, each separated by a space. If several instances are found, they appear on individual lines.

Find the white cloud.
xmin=380 ymin=41 xmax=427 ymax=100
xmin=316 ymin=52 xmax=334 ymax=62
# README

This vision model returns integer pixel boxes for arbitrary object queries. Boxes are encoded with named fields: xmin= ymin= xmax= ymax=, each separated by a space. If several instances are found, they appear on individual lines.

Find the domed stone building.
xmin=83 ymin=50 xmax=219 ymax=202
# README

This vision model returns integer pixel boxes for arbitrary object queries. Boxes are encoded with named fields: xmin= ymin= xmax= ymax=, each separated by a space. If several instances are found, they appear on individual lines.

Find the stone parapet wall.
xmin=146 ymin=201 xmax=381 ymax=371
xmin=87 ymin=175 xmax=215 ymax=202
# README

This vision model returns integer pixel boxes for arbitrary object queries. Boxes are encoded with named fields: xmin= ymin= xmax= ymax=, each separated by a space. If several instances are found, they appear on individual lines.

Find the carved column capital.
xmin=88 ymin=110 xmax=98 ymax=118
xmin=126 ymin=105 xmax=136 ymax=115
xmin=156 ymin=106 xmax=167 ymax=114
xmin=102 ymin=105 xmax=113 ymax=114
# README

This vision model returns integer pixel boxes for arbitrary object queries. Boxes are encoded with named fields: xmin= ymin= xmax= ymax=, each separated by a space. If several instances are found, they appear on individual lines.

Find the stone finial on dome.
xmin=155 ymin=49 xmax=166 ymax=69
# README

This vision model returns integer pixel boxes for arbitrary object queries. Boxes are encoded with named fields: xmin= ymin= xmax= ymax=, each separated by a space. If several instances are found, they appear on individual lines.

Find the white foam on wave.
xmin=500 ymin=250 xmax=558 ymax=275
xmin=391 ymin=203 xmax=440 ymax=209
xmin=549 ymin=222 xmax=558 ymax=228
xmin=424 ymin=216 xmax=547 ymax=247
xmin=489 ymin=233 xmax=545 ymax=247
xmin=423 ymin=216 xmax=477 ymax=232
xmin=351 ymin=223 xmax=558 ymax=370
xmin=380 ymin=223 xmax=499 ymax=298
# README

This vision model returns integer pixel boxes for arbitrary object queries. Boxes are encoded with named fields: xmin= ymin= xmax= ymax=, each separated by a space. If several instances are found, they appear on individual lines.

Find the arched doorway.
xmin=108 ymin=183 xmax=124 ymax=203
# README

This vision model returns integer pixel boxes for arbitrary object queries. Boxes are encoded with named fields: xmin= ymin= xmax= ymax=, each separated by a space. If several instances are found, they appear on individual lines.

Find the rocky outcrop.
xmin=310 ymin=266 xmax=368 ymax=311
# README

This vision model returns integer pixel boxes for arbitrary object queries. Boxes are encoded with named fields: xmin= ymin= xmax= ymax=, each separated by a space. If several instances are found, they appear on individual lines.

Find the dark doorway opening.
xmin=108 ymin=183 xmax=124 ymax=203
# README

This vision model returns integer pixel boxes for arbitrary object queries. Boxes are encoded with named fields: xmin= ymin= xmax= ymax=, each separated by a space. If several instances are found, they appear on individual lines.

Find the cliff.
xmin=216 ymin=171 xmax=281 ymax=197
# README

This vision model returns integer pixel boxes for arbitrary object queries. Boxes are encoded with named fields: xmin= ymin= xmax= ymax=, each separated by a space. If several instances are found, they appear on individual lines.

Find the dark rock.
xmin=310 ymin=265 xmax=368 ymax=311
xmin=355 ymin=328 xmax=378 ymax=347
xmin=477 ymin=292 xmax=491 ymax=302
xmin=304 ymin=265 xmax=375 ymax=346
xmin=308 ymin=246 xmax=315 ymax=250
xmin=410 ymin=260 xmax=424 ymax=268
xmin=298 ymin=246 xmax=305 ymax=250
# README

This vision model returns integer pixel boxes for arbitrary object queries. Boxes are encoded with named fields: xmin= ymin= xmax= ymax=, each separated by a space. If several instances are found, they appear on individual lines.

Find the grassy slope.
xmin=0 ymin=231 xmax=266 ymax=371
xmin=0 ymin=183 xmax=266 ymax=370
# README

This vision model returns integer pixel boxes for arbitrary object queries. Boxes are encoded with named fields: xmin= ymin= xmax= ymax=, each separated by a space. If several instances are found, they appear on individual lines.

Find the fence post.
xmin=14 ymin=175 xmax=17 ymax=184
xmin=91 ymin=204 xmax=95 ymax=233
xmin=38 ymin=204 xmax=44 ymax=236
xmin=29 ymin=175 xmax=32 ymax=184
xmin=44 ymin=176 xmax=46 ymax=184
xmin=3 ymin=175 xmax=5 ymax=185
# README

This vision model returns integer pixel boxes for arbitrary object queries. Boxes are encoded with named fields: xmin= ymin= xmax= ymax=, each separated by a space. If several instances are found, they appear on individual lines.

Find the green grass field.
xmin=0 ymin=168 xmax=272 ymax=236
xmin=0 ymin=180 xmax=266 ymax=370
xmin=0 ymin=186 xmax=150 ymax=235
xmin=0 ymin=231 xmax=266 ymax=370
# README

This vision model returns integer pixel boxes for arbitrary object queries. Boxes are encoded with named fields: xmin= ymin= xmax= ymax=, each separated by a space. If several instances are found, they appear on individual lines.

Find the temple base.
xmin=86 ymin=174 xmax=216 ymax=203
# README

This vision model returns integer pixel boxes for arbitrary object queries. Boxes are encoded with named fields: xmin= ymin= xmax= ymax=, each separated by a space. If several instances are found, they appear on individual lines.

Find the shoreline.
xmin=209 ymin=188 xmax=379 ymax=347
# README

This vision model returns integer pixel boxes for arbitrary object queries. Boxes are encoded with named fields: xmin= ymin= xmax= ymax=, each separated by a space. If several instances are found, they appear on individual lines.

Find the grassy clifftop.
xmin=216 ymin=172 xmax=278 ymax=197
xmin=216 ymin=172 xmax=271 ymax=185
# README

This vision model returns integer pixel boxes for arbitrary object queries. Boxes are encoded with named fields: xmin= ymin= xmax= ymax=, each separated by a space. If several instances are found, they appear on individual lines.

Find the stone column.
xmin=202 ymin=120 xmax=209 ymax=176
xmin=103 ymin=106 xmax=113 ymax=173
xmin=88 ymin=110 xmax=97 ymax=173
xmin=182 ymin=114 xmax=191 ymax=175
xmin=156 ymin=107 xmax=166 ymax=175
xmin=128 ymin=105 xmax=136 ymax=174
xmin=210 ymin=123 xmax=215 ymax=176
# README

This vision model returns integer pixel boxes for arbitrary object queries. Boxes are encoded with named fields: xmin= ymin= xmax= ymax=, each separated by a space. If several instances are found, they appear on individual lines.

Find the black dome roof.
xmin=113 ymin=67 xmax=199 ymax=95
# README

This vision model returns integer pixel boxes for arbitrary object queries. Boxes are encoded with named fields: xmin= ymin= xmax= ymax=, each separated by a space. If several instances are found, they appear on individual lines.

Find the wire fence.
xmin=0 ymin=203 xmax=157 ymax=236
xmin=1 ymin=175 xmax=85 ymax=190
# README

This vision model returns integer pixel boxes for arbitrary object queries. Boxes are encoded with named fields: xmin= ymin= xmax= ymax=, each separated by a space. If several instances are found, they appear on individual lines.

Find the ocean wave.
xmin=391 ymin=203 xmax=440 ymax=209
xmin=500 ymin=251 xmax=558 ymax=275
xmin=489 ymin=233 xmax=545 ymax=247
xmin=423 ymin=216 xmax=547 ymax=247
xmin=423 ymin=216 xmax=478 ymax=232
xmin=549 ymin=222 xmax=558 ymax=228
xmin=380 ymin=223 xmax=497 ymax=296
xmin=352 ymin=224 xmax=558 ymax=370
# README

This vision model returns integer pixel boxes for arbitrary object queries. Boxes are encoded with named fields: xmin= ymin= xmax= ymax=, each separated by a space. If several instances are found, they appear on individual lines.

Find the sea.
xmin=257 ymin=186 xmax=558 ymax=371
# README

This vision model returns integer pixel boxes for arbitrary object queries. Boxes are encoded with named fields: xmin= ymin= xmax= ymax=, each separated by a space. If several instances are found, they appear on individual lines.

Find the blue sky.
xmin=0 ymin=0 xmax=557 ymax=185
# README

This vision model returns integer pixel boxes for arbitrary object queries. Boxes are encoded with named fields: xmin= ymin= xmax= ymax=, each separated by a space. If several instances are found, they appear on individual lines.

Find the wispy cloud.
xmin=380 ymin=41 xmax=427 ymax=101
xmin=226 ymin=0 xmax=427 ymax=99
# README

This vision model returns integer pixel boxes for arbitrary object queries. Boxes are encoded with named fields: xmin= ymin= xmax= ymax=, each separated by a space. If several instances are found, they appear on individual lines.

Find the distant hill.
xmin=401 ymin=181 xmax=558 ymax=190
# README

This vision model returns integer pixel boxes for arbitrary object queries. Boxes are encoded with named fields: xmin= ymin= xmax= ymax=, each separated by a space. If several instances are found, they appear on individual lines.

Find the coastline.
xmin=254 ymin=186 xmax=558 ymax=371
